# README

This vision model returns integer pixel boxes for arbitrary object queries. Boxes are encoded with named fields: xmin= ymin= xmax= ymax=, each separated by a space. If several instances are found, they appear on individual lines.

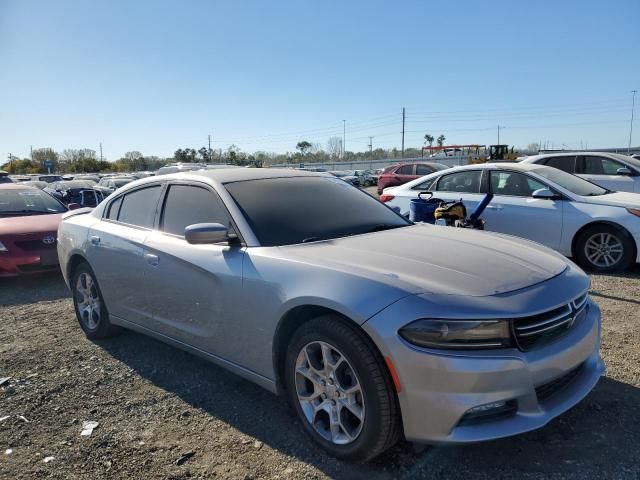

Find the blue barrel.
xmin=409 ymin=192 xmax=441 ymax=223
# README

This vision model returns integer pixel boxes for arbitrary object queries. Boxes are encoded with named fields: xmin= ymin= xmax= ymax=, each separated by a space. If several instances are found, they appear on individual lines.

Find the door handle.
xmin=144 ymin=253 xmax=159 ymax=266
xmin=90 ymin=235 xmax=101 ymax=246
xmin=486 ymin=205 xmax=503 ymax=210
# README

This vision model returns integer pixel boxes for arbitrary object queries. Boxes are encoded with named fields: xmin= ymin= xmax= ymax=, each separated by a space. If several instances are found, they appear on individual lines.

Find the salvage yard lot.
xmin=1 ymin=269 xmax=639 ymax=480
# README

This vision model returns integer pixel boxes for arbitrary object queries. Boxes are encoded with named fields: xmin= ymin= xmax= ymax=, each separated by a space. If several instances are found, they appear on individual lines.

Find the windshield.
xmin=0 ymin=189 xmax=66 ymax=215
xmin=533 ymin=166 xmax=609 ymax=196
xmin=225 ymin=176 xmax=410 ymax=246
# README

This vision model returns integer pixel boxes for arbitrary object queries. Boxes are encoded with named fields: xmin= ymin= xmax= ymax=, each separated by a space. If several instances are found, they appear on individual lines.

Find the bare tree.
xmin=327 ymin=136 xmax=342 ymax=158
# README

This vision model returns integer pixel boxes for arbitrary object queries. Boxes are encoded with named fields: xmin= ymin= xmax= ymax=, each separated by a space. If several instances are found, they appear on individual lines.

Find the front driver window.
xmin=161 ymin=184 xmax=231 ymax=237
xmin=435 ymin=170 xmax=482 ymax=193
xmin=490 ymin=171 xmax=546 ymax=197
xmin=583 ymin=156 xmax=622 ymax=175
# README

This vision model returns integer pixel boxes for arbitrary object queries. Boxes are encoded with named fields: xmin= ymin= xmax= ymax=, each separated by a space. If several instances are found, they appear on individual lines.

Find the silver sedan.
xmin=57 ymin=168 xmax=604 ymax=461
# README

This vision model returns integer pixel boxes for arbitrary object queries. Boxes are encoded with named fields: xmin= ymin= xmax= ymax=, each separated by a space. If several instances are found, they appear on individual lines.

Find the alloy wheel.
xmin=294 ymin=341 xmax=365 ymax=445
xmin=584 ymin=232 xmax=624 ymax=268
xmin=75 ymin=272 xmax=101 ymax=330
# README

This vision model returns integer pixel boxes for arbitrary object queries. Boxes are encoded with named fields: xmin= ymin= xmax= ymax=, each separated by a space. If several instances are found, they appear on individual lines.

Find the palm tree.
xmin=437 ymin=134 xmax=446 ymax=147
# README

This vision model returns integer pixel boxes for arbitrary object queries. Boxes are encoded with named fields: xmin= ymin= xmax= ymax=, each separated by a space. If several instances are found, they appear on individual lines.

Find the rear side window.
xmin=117 ymin=186 xmax=161 ymax=228
xmin=107 ymin=196 xmax=123 ymax=220
xmin=543 ymin=156 xmax=576 ymax=173
xmin=582 ymin=156 xmax=622 ymax=175
xmin=435 ymin=170 xmax=482 ymax=193
xmin=161 ymin=185 xmax=231 ymax=237
xmin=395 ymin=165 xmax=414 ymax=175
xmin=416 ymin=164 xmax=434 ymax=175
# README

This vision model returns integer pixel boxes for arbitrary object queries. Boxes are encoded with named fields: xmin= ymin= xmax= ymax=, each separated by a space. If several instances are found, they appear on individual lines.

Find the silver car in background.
xmin=57 ymin=169 xmax=604 ymax=461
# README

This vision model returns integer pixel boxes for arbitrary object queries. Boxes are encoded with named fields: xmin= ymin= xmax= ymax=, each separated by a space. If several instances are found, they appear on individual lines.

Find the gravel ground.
xmin=0 ymin=268 xmax=639 ymax=480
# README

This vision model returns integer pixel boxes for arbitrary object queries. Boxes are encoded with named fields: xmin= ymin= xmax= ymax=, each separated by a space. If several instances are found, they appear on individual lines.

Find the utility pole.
xmin=8 ymin=153 xmax=14 ymax=172
xmin=99 ymin=143 xmax=103 ymax=162
xmin=368 ymin=136 xmax=373 ymax=158
xmin=30 ymin=145 xmax=33 ymax=161
xmin=208 ymin=134 xmax=212 ymax=163
xmin=401 ymin=107 xmax=406 ymax=158
xmin=342 ymin=120 xmax=346 ymax=159
xmin=629 ymin=90 xmax=637 ymax=153
xmin=497 ymin=125 xmax=501 ymax=144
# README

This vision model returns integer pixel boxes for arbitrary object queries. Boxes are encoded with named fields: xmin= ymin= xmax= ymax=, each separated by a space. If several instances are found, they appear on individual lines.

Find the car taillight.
xmin=379 ymin=194 xmax=394 ymax=203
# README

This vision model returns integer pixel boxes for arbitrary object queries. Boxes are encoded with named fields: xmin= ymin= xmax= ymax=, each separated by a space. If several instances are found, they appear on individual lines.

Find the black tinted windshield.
xmin=0 ymin=189 xmax=66 ymax=215
xmin=225 ymin=176 xmax=410 ymax=246
xmin=533 ymin=166 xmax=609 ymax=196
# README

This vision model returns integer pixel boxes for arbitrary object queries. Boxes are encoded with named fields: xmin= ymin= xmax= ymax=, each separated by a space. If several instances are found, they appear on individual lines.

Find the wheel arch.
xmin=66 ymin=253 xmax=89 ymax=284
xmin=272 ymin=305 xmax=393 ymax=399
xmin=571 ymin=220 xmax=637 ymax=259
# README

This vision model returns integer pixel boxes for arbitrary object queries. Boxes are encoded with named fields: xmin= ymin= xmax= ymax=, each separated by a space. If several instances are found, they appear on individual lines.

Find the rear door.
xmin=482 ymin=170 xmax=563 ymax=249
xmin=142 ymin=182 xmax=245 ymax=354
xmin=577 ymin=155 xmax=636 ymax=193
xmin=87 ymin=184 xmax=163 ymax=325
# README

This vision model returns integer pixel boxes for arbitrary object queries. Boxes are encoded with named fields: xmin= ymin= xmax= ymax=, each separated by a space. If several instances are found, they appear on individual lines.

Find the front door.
xmin=482 ymin=170 xmax=563 ymax=250
xmin=578 ymin=155 xmax=637 ymax=193
xmin=142 ymin=183 xmax=245 ymax=354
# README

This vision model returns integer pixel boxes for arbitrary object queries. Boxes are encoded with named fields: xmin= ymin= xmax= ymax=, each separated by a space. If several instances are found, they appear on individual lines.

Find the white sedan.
xmin=382 ymin=163 xmax=640 ymax=272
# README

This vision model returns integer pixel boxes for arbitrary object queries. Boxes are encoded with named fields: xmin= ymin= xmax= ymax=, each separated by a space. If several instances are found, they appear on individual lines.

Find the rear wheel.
xmin=284 ymin=315 xmax=401 ymax=461
xmin=72 ymin=263 xmax=119 ymax=338
xmin=574 ymin=225 xmax=635 ymax=273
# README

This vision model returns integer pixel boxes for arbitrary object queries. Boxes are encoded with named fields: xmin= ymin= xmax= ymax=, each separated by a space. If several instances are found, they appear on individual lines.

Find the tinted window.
xmin=395 ymin=165 xmax=414 ymax=175
xmin=582 ymin=156 xmax=622 ymax=175
xmin=225 ymin=177 xmax=410 ymax=246
xmin=117 ymin=186 xmax=161 ymax=228
xmin=435 ymin=170 xmax=482 ymax=193
xmin=490 ymin=171 xmax=546 ymax=197
xmin=161 ymin=185 xmax=231 ymax=237
xmin=416 ymin=164 xmax=434 ymax=175
xmin=412 ymin=177 xmax=438 ymax=191
xmin=107 ymin=196 xmax=123 ymax=220
xmin=543 ymin=156 xmax=576 ymax=173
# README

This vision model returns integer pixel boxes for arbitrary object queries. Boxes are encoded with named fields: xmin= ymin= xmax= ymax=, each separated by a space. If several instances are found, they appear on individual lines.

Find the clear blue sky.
xmin=1 ymin=0 xmax=639 ymax=161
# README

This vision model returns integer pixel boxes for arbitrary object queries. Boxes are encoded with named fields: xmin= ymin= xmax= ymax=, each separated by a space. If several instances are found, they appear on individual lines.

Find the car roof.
xmin=154 ymin=168 xmax=328 ymax=184
xmin=0 ymin=183 xmax=40 ymax=190
xmin=432 ymin=162 xmax=546 ymax=173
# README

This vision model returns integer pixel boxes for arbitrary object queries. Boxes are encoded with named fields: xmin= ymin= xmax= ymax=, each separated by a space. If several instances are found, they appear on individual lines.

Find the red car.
xmin=376 ymin=161 xmax=449 ymax=195
xmin=0 ymin=185 xmax=74 ymax=277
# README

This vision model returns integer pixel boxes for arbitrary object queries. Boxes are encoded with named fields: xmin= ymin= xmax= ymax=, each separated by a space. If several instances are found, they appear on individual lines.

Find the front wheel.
xmin=284 ymin=315 xmax=401 ymax=461
xmin=574 ymin=225 xmax=635 ymax=273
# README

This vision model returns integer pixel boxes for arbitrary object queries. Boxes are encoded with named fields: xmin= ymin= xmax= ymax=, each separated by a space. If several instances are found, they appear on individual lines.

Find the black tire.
xmin=284 ymin=315 xmax=402 ymax=461
xmin=574 ymin=224 xmax=635 ymax=273
xmin=71 ymin=262 xmax=119 ymax=339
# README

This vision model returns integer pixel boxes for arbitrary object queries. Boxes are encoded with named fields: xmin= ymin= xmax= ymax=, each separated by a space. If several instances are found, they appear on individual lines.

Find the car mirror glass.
xmin=616 ymin=167 xmax=632 ymax=176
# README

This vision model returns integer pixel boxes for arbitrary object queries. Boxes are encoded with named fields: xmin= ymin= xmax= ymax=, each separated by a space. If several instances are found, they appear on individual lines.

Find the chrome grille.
xmin=513 ymin=293 xmax=589 ymax=351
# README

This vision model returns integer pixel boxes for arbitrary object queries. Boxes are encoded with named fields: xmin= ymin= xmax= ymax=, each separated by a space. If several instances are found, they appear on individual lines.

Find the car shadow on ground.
xmin=0 ymin=271 xmax=70 ymax=306
xmin=98 ymin=330 xmax=640 ymax=479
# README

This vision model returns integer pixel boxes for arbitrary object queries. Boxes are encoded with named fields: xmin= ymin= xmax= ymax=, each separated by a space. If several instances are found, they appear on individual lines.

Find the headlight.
xmin=0 ymin=240 xmax=7 ymax=252
xmin=399 ymin=319 xmax=512 ymax=350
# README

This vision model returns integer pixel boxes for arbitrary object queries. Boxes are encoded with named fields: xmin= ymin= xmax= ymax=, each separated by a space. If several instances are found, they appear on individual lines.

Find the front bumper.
xmin=0 ymin=250 xmax=60 ymax=277
xmin=363 ymin=268 xmax=604 ymax=444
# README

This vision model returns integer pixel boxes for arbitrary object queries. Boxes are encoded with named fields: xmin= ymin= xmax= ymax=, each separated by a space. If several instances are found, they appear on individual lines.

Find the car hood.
xmin=279 ymin=224 xmax=568 ymax=297
xmin=0 ymin=213 xmax=63 ymax=236
xmin=575 ymin=191 xmax=640 ymax=208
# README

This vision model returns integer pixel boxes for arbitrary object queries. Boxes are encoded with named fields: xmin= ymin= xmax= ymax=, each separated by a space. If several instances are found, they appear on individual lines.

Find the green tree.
xmin=437 ymin=134 xmax=446 ymax=147
xmin=424 ymin=134 xmax=434 ymax=147
xmin=296 ymin=140 xmax=312 ymax=155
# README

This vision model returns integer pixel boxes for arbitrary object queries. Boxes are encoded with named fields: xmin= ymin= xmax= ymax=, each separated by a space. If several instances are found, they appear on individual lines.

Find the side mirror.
xmin=532 ymin=188 xmax=558 ymax=200
xmin=616 ymin=167 xmax=632 ymax=176
xmin=67 ymin=203 xmax=81 ymax=210
xmin=185 ymin=223 xmax=230 ymax=244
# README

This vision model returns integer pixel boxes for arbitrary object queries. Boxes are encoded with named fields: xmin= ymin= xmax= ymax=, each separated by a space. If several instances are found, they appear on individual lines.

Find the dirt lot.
xmin=1 ymin=269 xmax=639 ymax=480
